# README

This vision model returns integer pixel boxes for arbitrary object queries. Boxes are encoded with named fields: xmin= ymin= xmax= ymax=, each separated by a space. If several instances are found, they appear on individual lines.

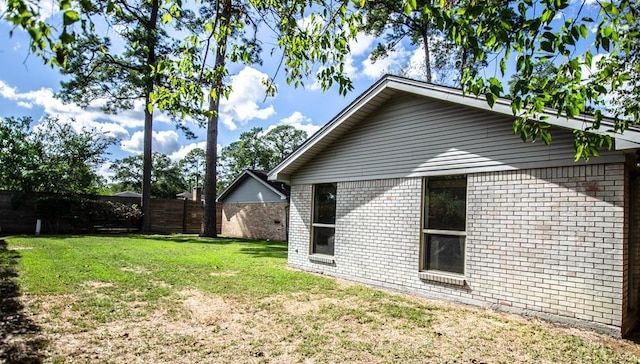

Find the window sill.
xmin=308 ymin=254 xmax=335 ymax=264
xmin=419 ymin=271 xmax=466 ymax=286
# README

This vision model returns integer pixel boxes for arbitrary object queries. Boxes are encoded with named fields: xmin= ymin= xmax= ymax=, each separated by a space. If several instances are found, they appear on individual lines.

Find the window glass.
xmin=425 ymin=234 xmax=465 ymax=274
xmin=314 ymin=183 xmax=337 ymax=224
xmin=312 ymin=183 xmax=337 ymax=256
xmin=313 ymin=227 xmax=335 ymax=255
xmin=423 ymin=175 xmax=467 ymax=275
xmin=426 ymin=176 xmax=466 ymax=231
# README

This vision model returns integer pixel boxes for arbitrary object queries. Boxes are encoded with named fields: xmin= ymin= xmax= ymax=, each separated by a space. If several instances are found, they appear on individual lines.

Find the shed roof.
xmin=217 ymin=169 xmax=289 ymax=203
xmin=269 ymin=75 xmax=640 ymax=183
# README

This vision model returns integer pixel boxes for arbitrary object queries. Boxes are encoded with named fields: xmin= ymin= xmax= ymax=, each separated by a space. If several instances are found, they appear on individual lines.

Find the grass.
xmin=2 ymin=235 xmax=640 ymax=363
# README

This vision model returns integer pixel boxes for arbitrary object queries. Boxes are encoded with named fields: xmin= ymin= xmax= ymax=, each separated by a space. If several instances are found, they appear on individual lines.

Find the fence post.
xmin=182 ymin=198 xmax=188 ymax=234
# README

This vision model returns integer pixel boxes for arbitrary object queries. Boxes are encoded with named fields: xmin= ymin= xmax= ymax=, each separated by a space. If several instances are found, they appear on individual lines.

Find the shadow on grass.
xmin=239 ymin=242 xmax=288 ymax=259
xmin=137 ymin=234 xmax=240 ymax=245
xmin=0 ymin=240 xmax=47 ymax=363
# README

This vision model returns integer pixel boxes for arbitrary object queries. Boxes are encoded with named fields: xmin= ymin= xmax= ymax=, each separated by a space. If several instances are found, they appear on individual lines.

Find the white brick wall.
xmin=287 ymin=163 xmax=629 ymax=336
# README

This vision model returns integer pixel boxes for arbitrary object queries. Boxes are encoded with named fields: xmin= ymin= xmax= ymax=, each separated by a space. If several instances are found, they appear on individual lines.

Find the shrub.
xmin=35 ymin=195 xmax=143 ymax=233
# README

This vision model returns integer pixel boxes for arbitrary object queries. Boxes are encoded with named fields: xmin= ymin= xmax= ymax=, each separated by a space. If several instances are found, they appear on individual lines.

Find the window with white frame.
xmin=422 ymin=175 xmax=467 ymax=275
xmin=312 ymin=183 xmax=337 ymax=255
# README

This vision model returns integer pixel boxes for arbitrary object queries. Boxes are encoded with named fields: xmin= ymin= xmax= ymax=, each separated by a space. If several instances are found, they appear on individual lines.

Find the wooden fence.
xmin=0 ymin=191 xmax=222 ymax=235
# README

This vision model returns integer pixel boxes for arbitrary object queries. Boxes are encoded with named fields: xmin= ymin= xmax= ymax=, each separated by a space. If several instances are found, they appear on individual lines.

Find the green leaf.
xmin=162 ymin=13 xmax=172 ymax=24
xmin=579 ymin=24 xmax=588 ymax=39
xmin=540 ymin=41 xmax=554 ymax=53
xmin=63 ymin=10 xmax=80 ymax=26
xmin=485 ymin=92 xmax=497 ymax=108
xmin=584 ymin=50 xmax=593 ymax=68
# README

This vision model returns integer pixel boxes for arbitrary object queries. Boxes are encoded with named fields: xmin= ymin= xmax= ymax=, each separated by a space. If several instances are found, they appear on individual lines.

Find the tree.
xmin=110 ymin=153 xmax=188 ymax=199
xmin=7 ymin=0 xmax=639 ymax=162
xmin=397 ymin=0 xmax=638 ymax=160
xmin=263 ymin=125 xmax=308 ymax=165
xmin=153 ymin=0 xmax=359 ymax=237
xmin=357 ymin=0 xmax=485 ymax=85
xmin=178 ymin=148 xmax=207 ymax=193
xmin=6 ymin=0 xmax=361 ymax=237
xmin=220 ymin=127 xmax=272 ymax=186
xmin=0 ymin=116 xmax=113 ymax=194
xmin=219 ymin=125 xmax=308 ymax=187
xmin=56 ymin=0 xmax=193 ymax=232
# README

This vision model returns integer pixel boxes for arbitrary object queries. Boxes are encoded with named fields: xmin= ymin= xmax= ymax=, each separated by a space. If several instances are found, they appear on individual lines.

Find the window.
xmin=312 ymin=183 xmax=337 ymax=255
xmin=422 ymin=176 xmax=467 ymax=275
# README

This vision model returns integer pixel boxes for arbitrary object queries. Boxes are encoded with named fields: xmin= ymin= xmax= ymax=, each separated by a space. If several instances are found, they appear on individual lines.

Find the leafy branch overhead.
xmin=394 ymin=0 xmax=638 ymax=160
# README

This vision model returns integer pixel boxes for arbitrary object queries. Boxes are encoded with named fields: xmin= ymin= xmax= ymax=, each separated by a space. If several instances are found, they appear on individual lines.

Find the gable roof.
xmin=269 ymin=75 xmax=640 ymax=183
xmin=217 ymin=169 xmax=289 ymax=203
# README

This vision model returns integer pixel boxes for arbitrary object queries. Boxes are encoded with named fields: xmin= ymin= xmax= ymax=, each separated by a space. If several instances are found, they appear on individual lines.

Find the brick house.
xmin=217 ymin=169 xmax=289 ymax=241
xmin=268 ymin=75 xmax=640 ymax=336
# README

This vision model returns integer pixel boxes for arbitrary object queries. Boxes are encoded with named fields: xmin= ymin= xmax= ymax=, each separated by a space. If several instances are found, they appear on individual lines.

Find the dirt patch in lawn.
xmin=83 ymin=281 xmax=115 ymax=289
xmin=13 ymin=285 xmax=640 ymax=363
xmin=121 ymin=266 xmax=153 ymax=274
xmin=209 ymin=270 xmax=238 ymax=277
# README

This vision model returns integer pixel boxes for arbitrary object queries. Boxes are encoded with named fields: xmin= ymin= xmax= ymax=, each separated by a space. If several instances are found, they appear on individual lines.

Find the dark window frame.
xmin=311 ymin=183 xmax=337 ymax=256
xmin=421 ymin=175 xmax=467 ymax=275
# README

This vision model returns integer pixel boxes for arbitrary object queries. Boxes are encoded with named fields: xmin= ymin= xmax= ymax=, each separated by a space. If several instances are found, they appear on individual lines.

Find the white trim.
xmin=418 ymin=271 xmax=466 ymax=286
xmin=312 ymin=223 xmax=336 ymax=228
xmin=308 ymin=254 xmax=335 ymax=264
xmin=424 ymin=229 xmax=466 ymax=236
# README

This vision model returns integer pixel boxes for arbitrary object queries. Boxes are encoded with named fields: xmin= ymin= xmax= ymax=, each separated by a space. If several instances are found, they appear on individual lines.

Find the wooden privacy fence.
xmin=0 ymin=191 xmax=222 ymax=235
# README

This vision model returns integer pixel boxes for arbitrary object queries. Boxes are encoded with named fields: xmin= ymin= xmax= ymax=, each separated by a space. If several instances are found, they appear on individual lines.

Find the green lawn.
xmin=2 ymin=235 xmax=640 ymax=363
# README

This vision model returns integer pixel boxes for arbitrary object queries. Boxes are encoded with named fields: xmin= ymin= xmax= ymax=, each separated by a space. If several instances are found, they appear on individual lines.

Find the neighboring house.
xmin=217 ymin=169 xmax=290 ymax=241
xmin=176 ymin=188 xmax=203 ymax=201
xmin=268 ymin=75 xmax=640 ymax=337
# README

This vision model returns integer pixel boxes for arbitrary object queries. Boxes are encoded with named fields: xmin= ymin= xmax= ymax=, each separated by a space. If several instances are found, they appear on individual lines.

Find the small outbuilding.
xmin=217 ymin=169 xmax=289 ymax=241
xmin=268 ymin=75 xmax=640 ymax=337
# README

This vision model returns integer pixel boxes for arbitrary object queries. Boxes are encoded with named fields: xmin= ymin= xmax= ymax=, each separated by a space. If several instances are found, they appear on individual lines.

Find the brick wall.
xmin=287 ymin=163 xmax=630 ymax=336
xmin=221 ymin=202 xmax=288 ymax=241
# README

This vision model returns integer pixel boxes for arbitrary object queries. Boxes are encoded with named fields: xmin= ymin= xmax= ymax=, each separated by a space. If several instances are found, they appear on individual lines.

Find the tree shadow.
xmin=0 ymin=239 xmax=47 ymax=363
xmin=136 ymin=234 xmax=239 ymax=245
xmin=239 ymin=242 xmax=288 ymax=259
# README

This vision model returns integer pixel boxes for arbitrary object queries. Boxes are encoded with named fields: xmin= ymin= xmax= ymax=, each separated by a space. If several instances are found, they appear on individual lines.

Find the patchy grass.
xmin=2 ymin=235 xmax=640 ymax=363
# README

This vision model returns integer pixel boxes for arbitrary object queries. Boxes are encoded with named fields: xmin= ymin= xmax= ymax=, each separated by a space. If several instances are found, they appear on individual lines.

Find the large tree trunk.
xmin=140 ymin=0 xmax=160 ymax=233
xmin=422 ymin=27 xmax=432 ymax=83
xmin=141 ymin=108 xmax=153 ymax=232
xmin=201 ymin=0 xmax=231 ymax=237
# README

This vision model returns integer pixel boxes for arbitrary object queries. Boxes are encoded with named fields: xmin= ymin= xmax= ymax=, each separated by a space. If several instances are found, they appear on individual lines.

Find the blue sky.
xmin=0 ymin=1 xmax=603 ymax=179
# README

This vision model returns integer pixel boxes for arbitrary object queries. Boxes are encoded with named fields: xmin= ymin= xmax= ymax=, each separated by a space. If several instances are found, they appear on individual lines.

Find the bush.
xmin=35 ymin=195 xmax=143 ymax=233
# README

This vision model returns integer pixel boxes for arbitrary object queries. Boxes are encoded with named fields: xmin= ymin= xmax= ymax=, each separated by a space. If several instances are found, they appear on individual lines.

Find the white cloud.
xmin=0 ymin=80 xmax=189 ymax=140
xmin=168 ymin=141 xmax=207 ymax=161
xmin=219 ymin=66 xmax=276 ymax=131
xmin=1 ymin=80 xmax=131 ymax=139
xmin=0 ymin=1 xmax=58 ymax=22
xmin=405 ymin=45 xmax=428 ymax=81
xmin=121 ymin=130 xmax=181 ymax=155
xmin=96 ymin=161 xmax=115 ymax=182
xmin=361 ymin=43 xmax=409 ymax=79
xmin=265 ymin=111 xmax=321 ymax=137
xmin=349 ymin=33 xmax=376 ymax=57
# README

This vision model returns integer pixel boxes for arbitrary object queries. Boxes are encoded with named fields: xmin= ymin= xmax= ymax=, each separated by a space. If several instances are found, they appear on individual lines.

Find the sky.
xmin=0 ymin=1 xmax=603 ymax=180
